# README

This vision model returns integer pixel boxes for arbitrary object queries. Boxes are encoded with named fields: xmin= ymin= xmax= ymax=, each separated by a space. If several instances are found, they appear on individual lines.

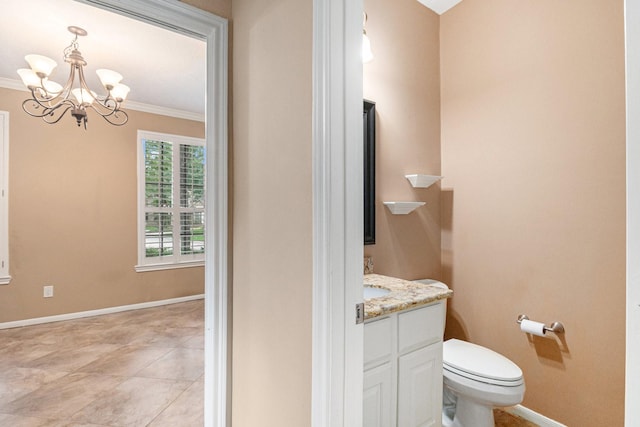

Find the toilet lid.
xmin=443 ymin=339 xmax=523 ymax=383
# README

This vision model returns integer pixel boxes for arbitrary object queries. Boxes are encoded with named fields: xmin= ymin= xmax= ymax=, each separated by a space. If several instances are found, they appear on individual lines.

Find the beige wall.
xmin=440 ymin=1 xmax=626 ymax=425
xmin=0 ymin=87 xmax=205 ymax=323
xmin=185 ymin=1 xmax=315 ymax=425
xmin=231 ymin=0 xmax=313 ymax=426
xmin=181 ymin=0 xmax=231 ymax=19
xmin=363 ymin=0 xmax=442 ymax=281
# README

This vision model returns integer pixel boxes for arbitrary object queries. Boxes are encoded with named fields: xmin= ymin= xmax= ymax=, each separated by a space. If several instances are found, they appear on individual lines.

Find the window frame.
xmin=0 ymin=111 xmax=8 ymax=284
xmin=136 ymin=130 xmax=206 ymax=272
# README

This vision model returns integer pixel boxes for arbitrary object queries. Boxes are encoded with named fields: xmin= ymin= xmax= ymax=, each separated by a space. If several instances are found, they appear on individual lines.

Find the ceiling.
xmin=0 ymin=0 xmax=462 ymax=119
xmin=0 ymin=0 xmax=206 ymax=117
xmin=417 ymin=0 xmax=464 ymax=15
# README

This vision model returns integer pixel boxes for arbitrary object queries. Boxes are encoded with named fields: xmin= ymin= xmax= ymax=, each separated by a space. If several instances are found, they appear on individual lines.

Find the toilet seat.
xmin=443 ymin=339 xmax=523 ymax=387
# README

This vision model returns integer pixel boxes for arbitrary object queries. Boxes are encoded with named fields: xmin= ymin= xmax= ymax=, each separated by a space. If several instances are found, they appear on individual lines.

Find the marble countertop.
xmin=364 ymin=274 xmax=453 ymax=320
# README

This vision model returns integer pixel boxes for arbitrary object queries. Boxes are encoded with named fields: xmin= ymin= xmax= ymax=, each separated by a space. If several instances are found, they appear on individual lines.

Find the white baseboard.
xmin=0 ymin=294 xmax=205 ymax=330
xmin=505 ymin=405 xmax=567 ymax=427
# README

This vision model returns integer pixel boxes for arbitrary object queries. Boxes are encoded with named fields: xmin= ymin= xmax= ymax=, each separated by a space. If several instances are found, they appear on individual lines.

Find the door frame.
xmin=75 ymin=1 xmax=228 ymax=426
xmin=311 ymin=0 xmax=364 ymax=425
xmin=625 ymin=0 xmax=639 ymax=423
xmin=0 ymin=111 xmax=8 ymax=285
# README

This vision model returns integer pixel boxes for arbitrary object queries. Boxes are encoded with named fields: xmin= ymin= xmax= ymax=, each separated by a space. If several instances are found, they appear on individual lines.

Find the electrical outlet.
xmin=43 ymin=285 xmax=54 ymax=298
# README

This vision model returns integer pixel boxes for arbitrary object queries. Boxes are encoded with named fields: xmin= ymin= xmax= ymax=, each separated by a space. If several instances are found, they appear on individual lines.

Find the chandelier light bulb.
xmin=25 ymin=54 xmax=57 ymax=78
xmin=17 ymin=69 xmax=40 ymax=88
xmin=96 ymin=69 xmax=123 ymax=90
xmin=43 ymin=80 xmax=63 ymax=95
xmin=110 ymin=84 xmax=130 ymax=102
xmin=72 ymin=88 xmax=96 ymax=105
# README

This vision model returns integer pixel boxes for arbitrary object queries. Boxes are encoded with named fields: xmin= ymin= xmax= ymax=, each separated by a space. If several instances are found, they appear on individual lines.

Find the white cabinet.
xmin=397 ymin=345 xmax=442 ymax=427
xmin=364 ymin=362 xmax=394 ymax=427
xmin=364 ymin=302 xmax=444 ymax=427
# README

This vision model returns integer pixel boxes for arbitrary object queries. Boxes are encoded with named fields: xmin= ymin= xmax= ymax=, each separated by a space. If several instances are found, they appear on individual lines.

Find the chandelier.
xmin=17 ymin=26 xmax=130 ymax=129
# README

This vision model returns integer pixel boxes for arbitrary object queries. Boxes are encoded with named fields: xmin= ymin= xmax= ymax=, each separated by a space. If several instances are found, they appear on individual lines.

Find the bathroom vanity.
xmin=363 ymin=274 xmax=452 ymax=427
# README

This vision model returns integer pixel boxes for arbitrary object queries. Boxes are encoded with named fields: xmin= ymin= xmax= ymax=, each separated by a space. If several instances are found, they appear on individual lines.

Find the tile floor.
xmin=0 ymin=300 xmax=204 ymax=426
xmin=0 ymin=300 xmax=537 ymax=427
xmin=494 ymin=409 xmax=539 ymax=427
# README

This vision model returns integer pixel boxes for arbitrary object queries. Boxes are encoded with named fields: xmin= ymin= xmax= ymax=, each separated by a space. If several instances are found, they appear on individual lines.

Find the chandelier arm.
xmin=90 ymin=100 xmax=124 ymax=118
xmin=77 ymin=65 xmax=110 ymax=106
xmin=73 ymin=62 xmax=128 ymax=124
xmin=22 ymin=98 xmax=73 ymax=125
xmin=21 ymin=99 xmax=54 ymax=119
xmin=86 ymin=104 xmax=128 ymax=126
xmin=76 ymin=64 xmax=92 ymax=94
xmin=21 ymin=97 xmax=68 ymax=119
xmin=28 ymin=92 xmax=64 ymax=110
xmin=41 ymin=105 xmax=74 ymax=125
xmin=58 ymin=64 xmax=77 ymax=102
xmin=29 ymin=65 xmax=77 ymax=110
xmin=78 ymin=65 xmax=125 ymax=118
xmin=26 ymin=88 xmax=57 ymax=110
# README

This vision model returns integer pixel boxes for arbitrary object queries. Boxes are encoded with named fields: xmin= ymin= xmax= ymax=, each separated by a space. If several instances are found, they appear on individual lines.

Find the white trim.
xmin=138 ymin=129 xmax=206 ymax=148
xmin=0 ymin=111 xmax=8 ymax=285
xmin=312 ymin=0 xmax=363 ymax=426
xmin=0 ymin=294 xmax=204 ymax=330
xmin=505 ymin=405 xmax=567 ymax=427
xmin=0 ymin=77 xmax=24 ymax=92
xmin=135 ymin=260 xmax=204 ymax=272
xmin=74 ymin=2 xmax=229 ymax=427
xmin=0 ymin=77 xmax=205 ymax=123
xmin=125 ymin=100 xmax=204 ymax=122
xmin=625 ymin=0 xmax=640 ymax=424
xmin=311 ymin=2 xmax=332 ymax=423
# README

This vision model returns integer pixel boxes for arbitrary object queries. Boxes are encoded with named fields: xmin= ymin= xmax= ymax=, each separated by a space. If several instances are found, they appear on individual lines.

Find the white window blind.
xmin=0 ymin=111 xmax=9 ymax=284
xmin=137 ymin=130 xmax=205 ymax=271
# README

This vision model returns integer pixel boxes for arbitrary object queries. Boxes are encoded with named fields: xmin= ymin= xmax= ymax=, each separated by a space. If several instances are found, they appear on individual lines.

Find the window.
xmin=137 ymin=130 xmax=205 ymax=271
xmin=0 ymin=111 xmax=9 ymax=284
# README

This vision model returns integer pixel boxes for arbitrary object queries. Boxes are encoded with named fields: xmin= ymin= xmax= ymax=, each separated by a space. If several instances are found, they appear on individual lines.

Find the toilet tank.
xmin=413 ymin=279 xmax=448 ymax=334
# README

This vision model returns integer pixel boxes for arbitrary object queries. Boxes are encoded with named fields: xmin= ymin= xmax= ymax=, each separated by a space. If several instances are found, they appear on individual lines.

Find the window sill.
xmin=135 ymin=260 xmax=204 ymax=273
xmin=0 ymin=275 xmax=11 ymax=285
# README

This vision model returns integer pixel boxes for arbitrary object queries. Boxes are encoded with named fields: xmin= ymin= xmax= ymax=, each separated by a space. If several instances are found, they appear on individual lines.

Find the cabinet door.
xmin=364 ymin=317 xmax=393 ymax=370
xmin=397 ymin=344 xmax=442 ymax=427
xmin=363 ymin=363 xmax=394 ymax=427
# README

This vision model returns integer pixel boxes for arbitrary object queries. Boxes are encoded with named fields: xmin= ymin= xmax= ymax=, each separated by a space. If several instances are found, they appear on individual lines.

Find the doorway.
xmin=79 ymin=2 xmax=229 ymax=426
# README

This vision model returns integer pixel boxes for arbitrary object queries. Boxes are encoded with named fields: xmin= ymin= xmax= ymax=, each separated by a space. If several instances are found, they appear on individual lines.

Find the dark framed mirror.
xmin=364 ymin=100 xmax=376 ymax=245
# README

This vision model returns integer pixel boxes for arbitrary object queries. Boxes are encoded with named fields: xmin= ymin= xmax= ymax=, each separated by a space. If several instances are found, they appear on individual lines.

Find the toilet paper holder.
xmin=517 ymin=314 xmax=565 ymax=334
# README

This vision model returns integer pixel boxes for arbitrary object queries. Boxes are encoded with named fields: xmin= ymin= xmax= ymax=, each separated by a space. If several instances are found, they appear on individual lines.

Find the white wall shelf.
xmin=405 ymin=174 xmax=443 ymax=188
xmin=383 ymin=202 xmax=425 ymax=215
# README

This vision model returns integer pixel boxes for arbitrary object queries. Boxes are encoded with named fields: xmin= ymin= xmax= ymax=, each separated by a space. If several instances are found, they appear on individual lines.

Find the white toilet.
xmin=413 ymin=280 xmax=525 ymax=427
xmin=442 ymin=339 xmax=525 ymax=427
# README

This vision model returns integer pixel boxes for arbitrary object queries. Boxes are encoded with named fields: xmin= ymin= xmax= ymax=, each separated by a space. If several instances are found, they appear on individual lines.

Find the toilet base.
xmin=443 ymin=395 xmax=495 ymax=427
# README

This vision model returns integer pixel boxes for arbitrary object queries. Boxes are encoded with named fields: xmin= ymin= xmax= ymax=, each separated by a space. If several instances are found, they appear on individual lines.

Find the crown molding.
xmin=0 ymin=77 xmax=24 ymax=92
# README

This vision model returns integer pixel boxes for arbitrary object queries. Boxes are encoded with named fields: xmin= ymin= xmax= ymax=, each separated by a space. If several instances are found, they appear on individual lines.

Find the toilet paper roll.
xmin=520 ymin=319 xmax=547 ymax=337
